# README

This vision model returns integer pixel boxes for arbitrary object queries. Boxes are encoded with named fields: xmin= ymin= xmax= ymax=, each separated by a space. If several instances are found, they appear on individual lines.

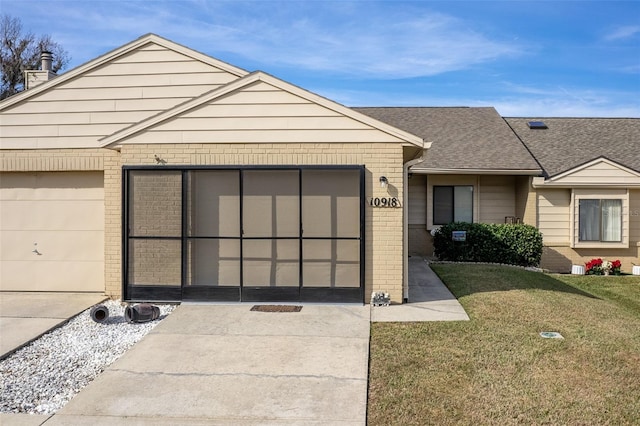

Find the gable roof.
xmin=532 ymin=156 xmax=640 ymax=188
xmin=505 ymin=117 xmax=640 ymax=178
xmin=355 ymin=107 xmax=541 ymax=174
xmin=0 ymin=33 xmax=248 ymax=111
xmin=100 ymin=71 xmax=424 ymax=148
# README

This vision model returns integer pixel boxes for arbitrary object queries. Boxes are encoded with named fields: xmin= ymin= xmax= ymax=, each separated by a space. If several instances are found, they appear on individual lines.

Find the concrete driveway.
xmin=48 ymin=304 xmax=371 ymax=425
xmin=1 ymin=259 xmax=466 ymax=425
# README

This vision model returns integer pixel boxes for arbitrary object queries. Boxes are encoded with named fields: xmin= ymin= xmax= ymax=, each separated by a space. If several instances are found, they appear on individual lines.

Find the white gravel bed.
xmin=0 ymin=300 xmax=176 ymax=414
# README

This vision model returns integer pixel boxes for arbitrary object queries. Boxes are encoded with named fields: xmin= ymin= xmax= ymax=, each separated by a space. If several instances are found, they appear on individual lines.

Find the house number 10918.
xmin=369 ymin=197 xmax=400 ymax=207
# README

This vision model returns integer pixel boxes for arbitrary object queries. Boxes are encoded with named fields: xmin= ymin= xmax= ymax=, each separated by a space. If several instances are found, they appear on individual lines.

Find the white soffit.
xmin=99 ymin=71 xmax=425 ymax=149
xmin=533 ymin=157 xmax=640 ymax=188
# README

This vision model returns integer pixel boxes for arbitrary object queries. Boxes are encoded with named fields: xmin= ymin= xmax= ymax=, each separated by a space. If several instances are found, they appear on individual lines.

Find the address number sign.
xmin=369 ymin=197 xmax=400 ymax=207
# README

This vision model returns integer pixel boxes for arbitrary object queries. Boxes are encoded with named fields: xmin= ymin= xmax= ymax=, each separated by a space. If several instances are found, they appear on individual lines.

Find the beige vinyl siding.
xmin=187 ymin=103 xmax=342 ymax=118
xmin=0 ymin=111 xmax=153 ymax=126
xmin=478 ymin=176 xmax=516 ymax=223
xmin=117 ymin=81 xmax=406 ymax=145
xmin=65 ymin=73 xmax=233 ymax=89
xmin=630 ymin=190 xmax=640 ymax=245
xmin=515 ymin=176 xmax=536 ymax=225
xmin=537 ymin=189 xmax=570 ymax=244
xmin=0 ymin=43 xmax=240 ymax=149
xmin=572 ymin=188 xmax=629 ymax=248
xmin=407 ymin=174 xmax=429 ymax=256
xmin=20 ymin=85 xmax=216 ymax=102
xmin=408 ymin=174 xmax=427 ymax=225
xmin=555 ymin=160 xmax=640 ymax=185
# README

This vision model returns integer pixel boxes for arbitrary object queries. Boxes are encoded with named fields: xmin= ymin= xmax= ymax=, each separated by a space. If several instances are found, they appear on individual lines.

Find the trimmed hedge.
xmin=433 ymin=222 xmax=543 ymax=267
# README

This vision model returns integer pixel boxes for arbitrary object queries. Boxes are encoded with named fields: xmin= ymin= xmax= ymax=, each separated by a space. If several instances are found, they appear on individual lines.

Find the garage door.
xmin=0 ymin=172 xmax=104 ymax=292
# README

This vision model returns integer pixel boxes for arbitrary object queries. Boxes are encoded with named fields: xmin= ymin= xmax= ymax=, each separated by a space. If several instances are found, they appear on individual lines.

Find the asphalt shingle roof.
xmin=355 ymin=107 xmax=541 ymax=172
xmin=505 ymin=118 xmax=640 ymax=177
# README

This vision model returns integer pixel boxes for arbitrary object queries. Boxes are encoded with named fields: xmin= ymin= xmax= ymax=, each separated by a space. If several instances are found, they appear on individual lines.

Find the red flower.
xmin=585 ymin=258 xmax=605 ymax=275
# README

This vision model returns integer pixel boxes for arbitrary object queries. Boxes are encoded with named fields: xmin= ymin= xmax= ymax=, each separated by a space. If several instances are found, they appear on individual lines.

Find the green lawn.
xmin=368 ymin=264 xmax=640 ymax=425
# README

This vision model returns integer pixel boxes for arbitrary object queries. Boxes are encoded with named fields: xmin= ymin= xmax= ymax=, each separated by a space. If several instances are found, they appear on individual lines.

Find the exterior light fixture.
xmin=379 ymin=176 xmax=388 ymax=188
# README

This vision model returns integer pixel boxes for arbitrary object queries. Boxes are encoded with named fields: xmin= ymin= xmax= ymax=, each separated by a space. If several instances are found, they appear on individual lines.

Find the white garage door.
xmin=0 ymin=172 xmax=104 ymax=292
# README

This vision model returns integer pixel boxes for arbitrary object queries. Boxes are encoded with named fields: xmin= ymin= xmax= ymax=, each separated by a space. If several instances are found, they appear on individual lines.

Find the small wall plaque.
xmin=452 ymin=231 xmax=466 ymax=241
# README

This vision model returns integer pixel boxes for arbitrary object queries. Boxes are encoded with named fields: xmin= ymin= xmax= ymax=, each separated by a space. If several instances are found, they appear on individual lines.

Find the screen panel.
xmin=129 ymin=171 xmax=182 ymax=237
xmin=302 ymin=239 xmax=359 ymax=288
xmin=186 ymin=239 xmax=240 ymax=286
xmin=187 ymin=171 xmax=240 ymax=238
xmin=243 ymin=170 xmax=300 ymax=238
xmin=242 ymin=239 xmax=299 ymax=287
xmin=302 ymin=169 xmax=360 ymax=238
xmin=128 ymin=239 xmax=181 ymax=286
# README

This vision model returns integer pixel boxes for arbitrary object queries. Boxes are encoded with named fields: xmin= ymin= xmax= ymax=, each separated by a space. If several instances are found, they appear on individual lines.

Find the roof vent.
xmin=528 ymin=121 xmax=548 ymax=129
xmin=41 ymin=51 xmax=53 ymax=71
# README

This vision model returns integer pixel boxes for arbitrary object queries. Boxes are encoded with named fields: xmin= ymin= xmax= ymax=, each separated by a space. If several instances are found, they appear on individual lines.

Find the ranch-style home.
xmin=1 ymin=34 xmax=638 ymax=304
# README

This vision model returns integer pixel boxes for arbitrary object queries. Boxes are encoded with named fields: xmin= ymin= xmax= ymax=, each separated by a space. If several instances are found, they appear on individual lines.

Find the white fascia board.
xmin=403 ymin=141 xmax=432 ymax=149
xmin=101 ymin=71 xmax=425 ymax=149
xmin=410 ymin=167 xmax=542 ymax=175
xmin=0 ymin=33 xmax=248 ymax=111
xmin=532 ymin=179 xmax=640 ymax=188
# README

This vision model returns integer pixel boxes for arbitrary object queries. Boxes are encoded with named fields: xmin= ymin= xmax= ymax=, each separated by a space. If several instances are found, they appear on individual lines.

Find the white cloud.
xmin=491 ymin=98 xmax=639 ymax=118
xmin=315 ymin=84 xmax=640 ymax=118
xmin=603 ymin=25 xmax=640 ymax=41
xmin=483 ymin=82 xmax=638 ymax=117
xmin=204 ymin=7 xmax=523 ymax=79
xmin=11 ymin=1 xmax=522 ymax=79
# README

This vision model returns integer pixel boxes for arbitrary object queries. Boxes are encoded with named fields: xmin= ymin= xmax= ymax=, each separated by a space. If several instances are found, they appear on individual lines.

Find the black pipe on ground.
xmin=125 ymin=304 xmax=160 ymax=323
xmin=90 ymin=305 xmax=109 ymax=323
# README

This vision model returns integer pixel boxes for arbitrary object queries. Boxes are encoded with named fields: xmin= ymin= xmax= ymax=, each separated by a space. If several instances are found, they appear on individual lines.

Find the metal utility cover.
xmin=539 ymin=331 xmax=564 ymax=339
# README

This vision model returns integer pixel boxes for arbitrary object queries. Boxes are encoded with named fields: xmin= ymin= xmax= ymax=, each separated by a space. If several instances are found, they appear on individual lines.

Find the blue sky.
xmin=4 ymin=0 xmax=640 ymax=117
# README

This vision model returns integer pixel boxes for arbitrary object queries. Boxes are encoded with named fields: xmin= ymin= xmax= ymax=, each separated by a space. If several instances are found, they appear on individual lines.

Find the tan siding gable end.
xmin=101 ymin=73 xmax=424 ymax=148
xmin=533 ymin=158 xmax=640 ymax=188
xmin=1 ymin=35 xmax=247 ymax=150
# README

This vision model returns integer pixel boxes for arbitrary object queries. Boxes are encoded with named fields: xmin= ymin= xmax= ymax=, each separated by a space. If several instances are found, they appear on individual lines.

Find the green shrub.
xmin=433 ymin=222 xmax=543 ymax=267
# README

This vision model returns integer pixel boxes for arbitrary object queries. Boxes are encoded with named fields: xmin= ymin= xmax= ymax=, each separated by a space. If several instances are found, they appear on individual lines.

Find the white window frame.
xmin=571 ymin=189 xmax=629 ymax=249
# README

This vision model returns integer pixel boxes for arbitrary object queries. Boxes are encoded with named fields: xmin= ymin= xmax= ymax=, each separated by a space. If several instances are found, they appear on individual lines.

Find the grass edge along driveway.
xmin=368 ymin=264 xmax=640 ymax=426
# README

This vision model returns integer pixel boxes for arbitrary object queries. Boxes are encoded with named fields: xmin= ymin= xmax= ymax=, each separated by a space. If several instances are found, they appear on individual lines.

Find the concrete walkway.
xmin=0 ymin=259 xmax=467 ymax=425
xmin=371 ymin=257 xmax=470 ymax=322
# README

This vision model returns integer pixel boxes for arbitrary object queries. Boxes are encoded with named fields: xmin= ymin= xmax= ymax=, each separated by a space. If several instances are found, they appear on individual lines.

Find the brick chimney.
xmin=24 ymin=51 xmax=57 ymax=89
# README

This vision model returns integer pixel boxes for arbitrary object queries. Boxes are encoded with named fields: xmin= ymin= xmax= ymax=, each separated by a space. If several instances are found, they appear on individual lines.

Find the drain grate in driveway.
xmin=250 ymin=305 xmax=303 ymax=313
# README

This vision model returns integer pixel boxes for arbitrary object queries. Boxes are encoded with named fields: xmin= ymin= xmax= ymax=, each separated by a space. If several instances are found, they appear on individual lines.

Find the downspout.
xmin=402 ymin=142 xmax=431 ymax=303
